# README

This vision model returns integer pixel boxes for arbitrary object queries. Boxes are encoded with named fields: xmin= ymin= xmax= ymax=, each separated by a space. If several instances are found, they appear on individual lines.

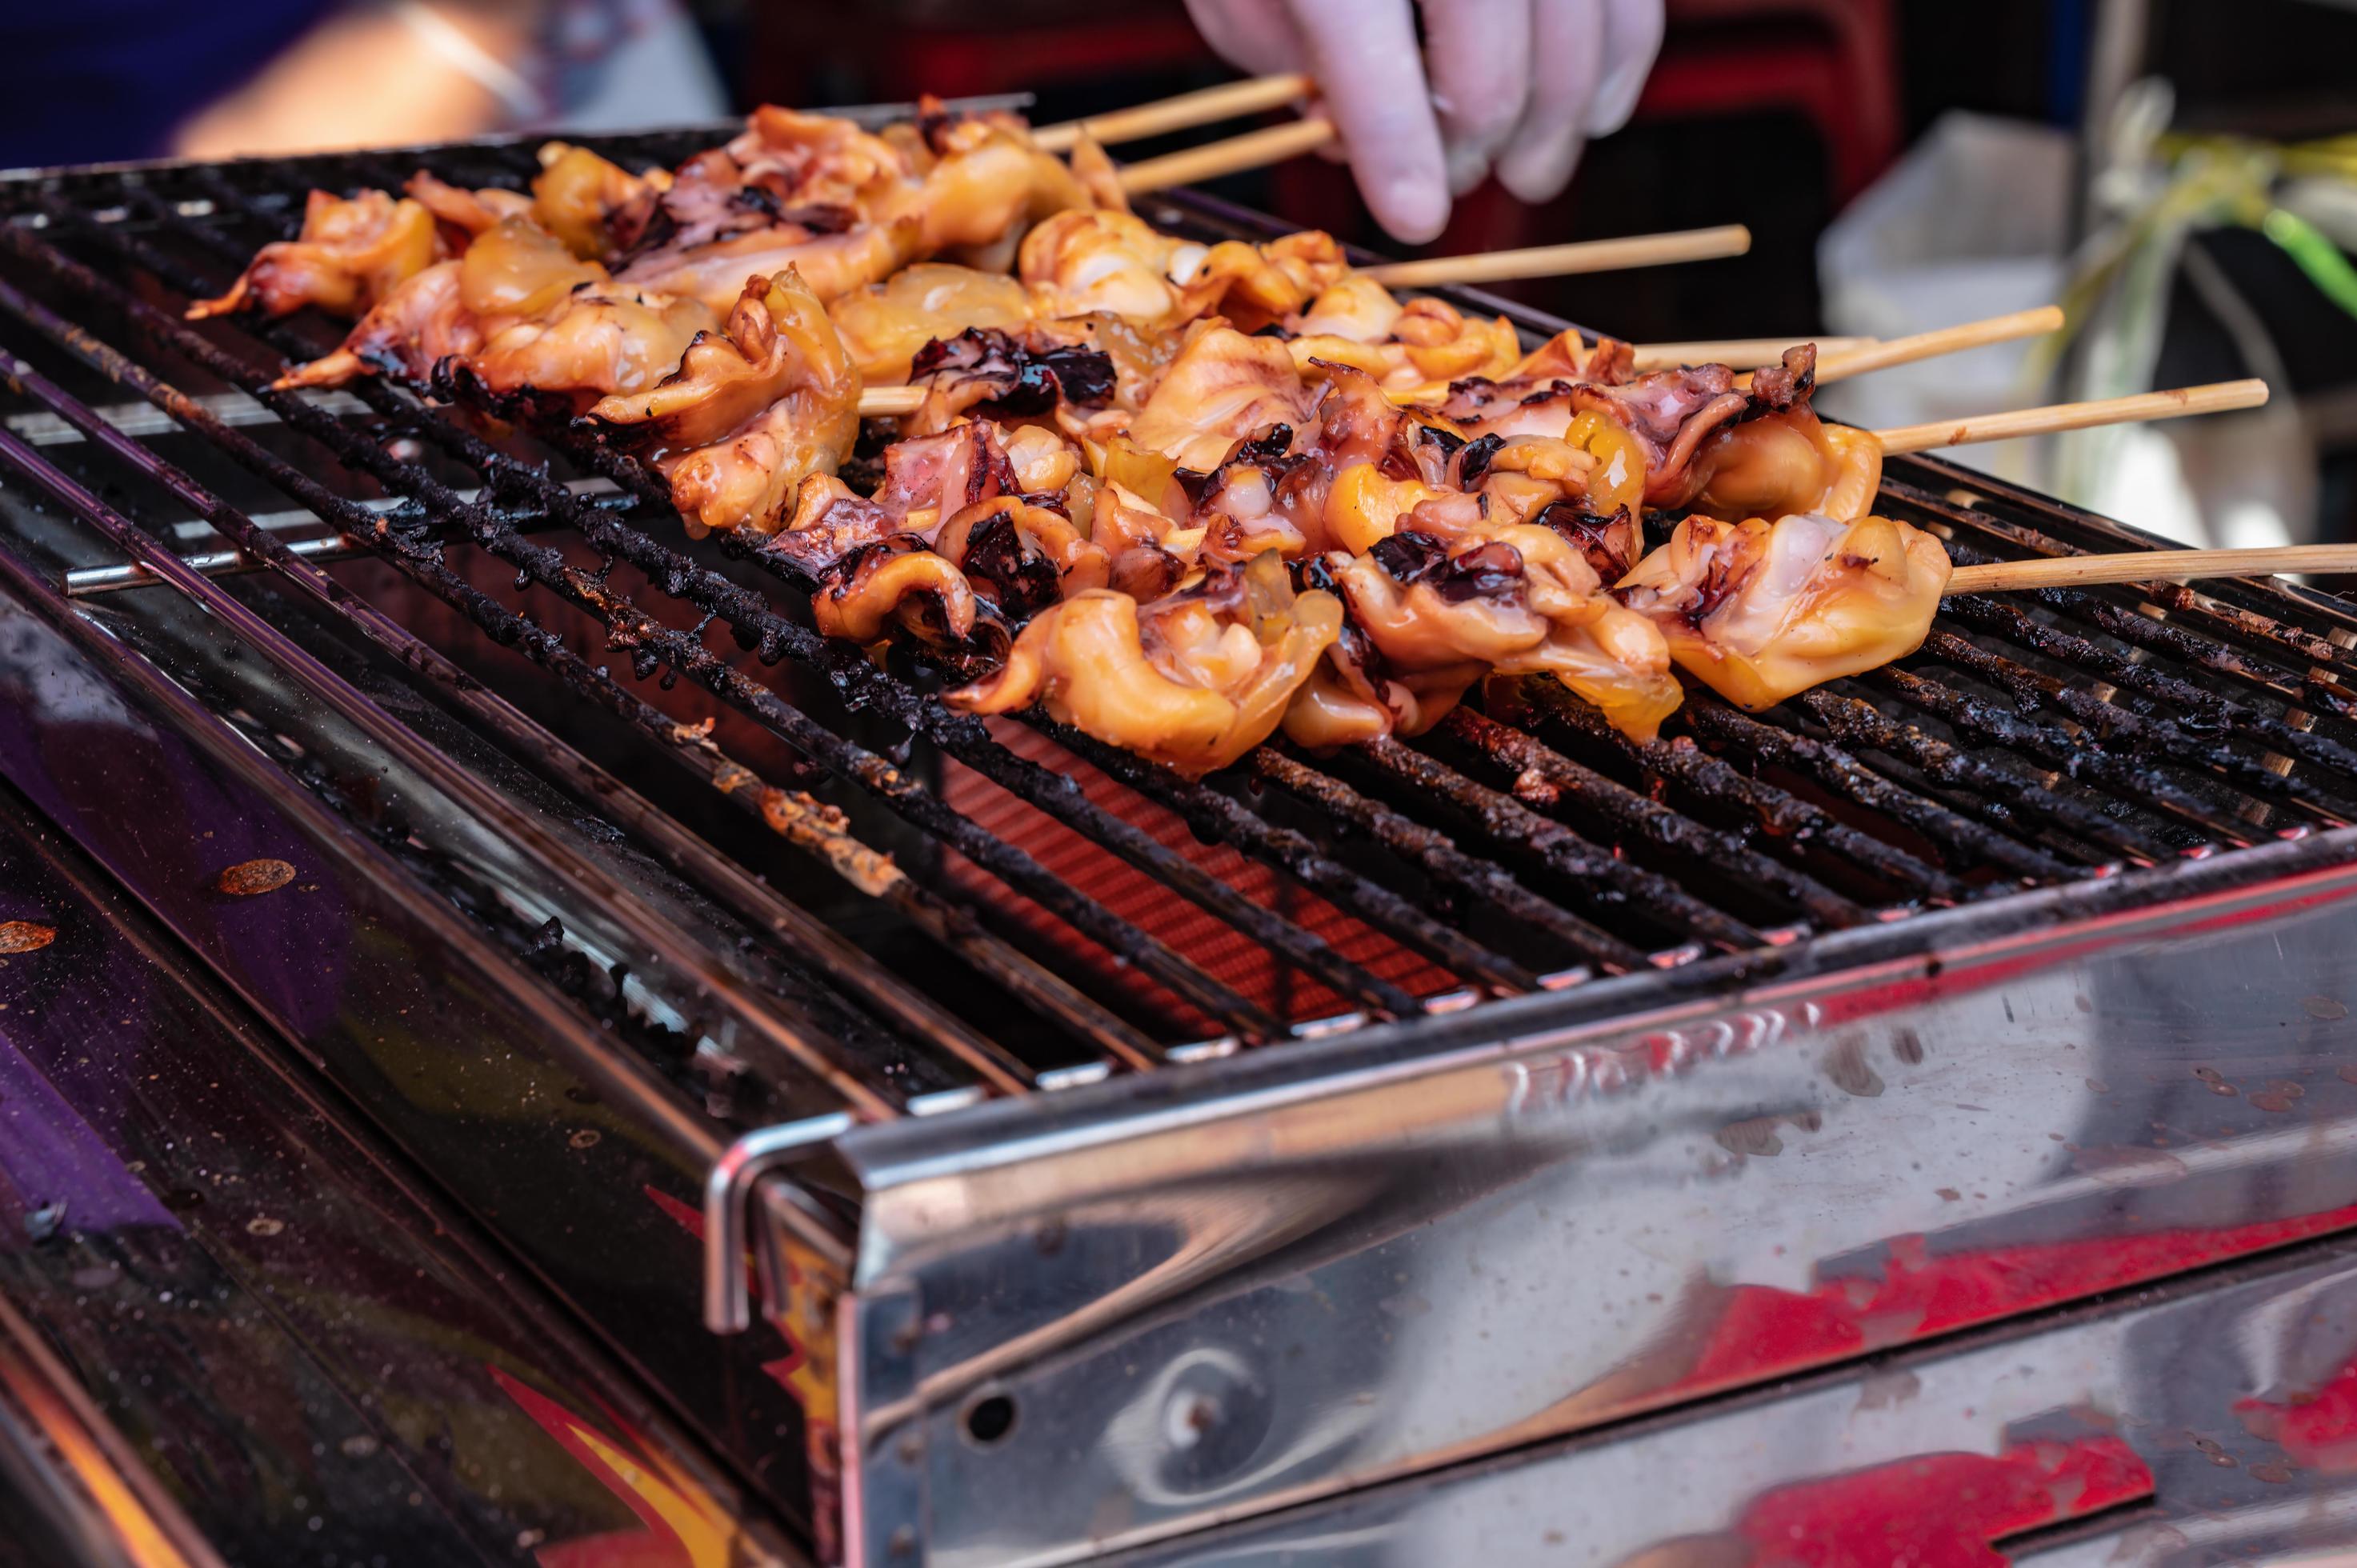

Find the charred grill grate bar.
xmin=4 ymin=129 xmax=2357 ymax=1136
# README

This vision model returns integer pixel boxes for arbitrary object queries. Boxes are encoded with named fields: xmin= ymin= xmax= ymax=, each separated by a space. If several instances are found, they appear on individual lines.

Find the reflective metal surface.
xmin=0 ymin=777 xmax=799 ymax=1565
xmin=0 ymin=534 xmax=837 ymax=1532
xmin=1110 ymin=1230 xmax=2357 ymax=1566
xmin=0 ymin=1288 xmax=224 ymax=1568
xmin=842 ymin=833 xmax=2357 ymax=1564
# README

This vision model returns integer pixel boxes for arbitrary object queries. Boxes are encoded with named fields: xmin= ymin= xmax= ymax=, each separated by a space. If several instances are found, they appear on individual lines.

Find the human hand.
xmin=1183 ymin=0 xmax=1664 ymax=243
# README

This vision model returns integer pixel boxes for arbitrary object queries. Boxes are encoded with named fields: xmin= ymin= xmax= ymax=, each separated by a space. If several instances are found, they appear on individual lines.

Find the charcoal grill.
xmin=5 ymin=108 xmax=2357 ymax=1568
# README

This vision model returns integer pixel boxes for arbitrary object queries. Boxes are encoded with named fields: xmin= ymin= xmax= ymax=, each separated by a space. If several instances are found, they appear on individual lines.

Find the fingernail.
xmin=1587 ymin=59 xmax=1647 ymax=135
xmin=1380 ymin=178 xmax=1449 ymax=244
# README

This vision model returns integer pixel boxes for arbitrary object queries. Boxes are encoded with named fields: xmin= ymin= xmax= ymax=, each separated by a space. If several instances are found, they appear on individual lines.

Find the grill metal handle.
xmin=703 ymin=1114 xmax=858 ymax=1334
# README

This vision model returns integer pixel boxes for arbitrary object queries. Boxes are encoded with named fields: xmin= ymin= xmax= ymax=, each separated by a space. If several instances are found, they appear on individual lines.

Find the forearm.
xmin=172 ymin=0 xmax=546 ymax=159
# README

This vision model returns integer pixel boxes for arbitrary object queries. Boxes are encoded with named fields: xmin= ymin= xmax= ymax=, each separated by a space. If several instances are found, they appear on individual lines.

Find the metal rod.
xmin=1446 ymin=708 xmax=1866 ymax=930
xmin=1919 ymin=629 xmax=2351 ymax=824
xmin=1247 ymin=746 xmax=1649 ymax=974
xmin=1797 ymin=690 xmax=2167 ymax=866
xmin=66 ymin=530 xmax=364 ymax=594
xmin=1865 ymin=665 xmax=2254 ymax=845
xmin=1678 ymin=694 xmax=2077 ymax=886
xmin=1041 ymin=718 xmax=1528 ymax=999
xmin=1352 ymin=735 xmax=1762 ymax=951
xmin=1941 ymin=593 xmax=2357 ymax=793
xmin=1518 ymin=678 xmax=1972 ymax=908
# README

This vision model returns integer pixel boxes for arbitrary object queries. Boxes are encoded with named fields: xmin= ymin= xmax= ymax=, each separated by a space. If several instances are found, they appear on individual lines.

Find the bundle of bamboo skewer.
xmin=869 ymin=74 xmax=2318 ymax=598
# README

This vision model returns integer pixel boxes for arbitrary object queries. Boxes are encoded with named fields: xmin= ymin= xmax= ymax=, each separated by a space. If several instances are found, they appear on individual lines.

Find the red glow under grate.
xmin=942 ymin=724 xmax=1460 ymax=1034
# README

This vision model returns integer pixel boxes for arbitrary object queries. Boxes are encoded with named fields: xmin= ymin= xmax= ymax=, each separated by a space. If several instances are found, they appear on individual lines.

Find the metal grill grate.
xmin=6 ymin=125 xmax=2357 ymax=1133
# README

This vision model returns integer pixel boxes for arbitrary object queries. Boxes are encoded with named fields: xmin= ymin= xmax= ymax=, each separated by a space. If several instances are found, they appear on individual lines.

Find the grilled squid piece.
xmin=935 ymin=494 xmax=1110 ymax=619
xmin=1650 ymin=349 xmax=1880 ymax=520
xmin=1309 ymin=525 xmax=1683 ymax=745
xmin=614 ymin=102 xmax=1086 ymax=314
xmin=948 ymin=553 xmax=1343 ymax=777
xmin=404 ymin=172 xmax=536 ymax=243
xmin=276 ymin=216 xmax=608 ymax=389
xmin=1090 ymin=478 xmax=1204 ymax=600
xmin=584 ymin=267 xmax=862 ymax=536
xmin=1129 ymin=323 xmax=1317 ymax=470
xmin=902 ymin=106 xmax=1094 ymax=260
xmin=830 ymin=264 xmax=1038 ymax=382
xmin=902 ymin=326 xmax=1119 ymax=434
xmin=274 ymin=263 xmax=473 ymax=389
xmin=1321 ymin=463 xmax=1452 ymax=555
xmin=529 ymin=142 xmax=661 ymax=260
xmin=772 ymin=419 xmax=1027 ymax=572
xmin=1615 ymin=513 xmax=1952 ymax=710
xmin=447 ymin=285 xmax=713 ymax=417
xmin=610 ymin=115 xmax=922 ymax=310
xmin=188 ymin=189 xmax=441 ymax=321
xmin=1066 ymin=131 xmax=1130 ymax=214
xmin=730 ymin=106 xmax=914 ymax=211
xmin=1287 ymin=286 xmax=1522 ymax=393
xmin=1166 ymin=230 xmax=1351 ymax=332
xmin=443 ymin=292 xmax=711 ymax=416
xmin=1293 ymin=274 xmax=1405 ymax=342
xmin=812 ymin=535 xmax=980 ymax=646
xmin=1671 ymin=409 xmax=1883 ymax=523
xmin=1018 ymin=213 xmax=1348 ymax=331
xmin=619 ymin=217 xmax=926 ymax=316
xmin=1019 ymin=209 xmax=1188 ymax=321
xmin=773 ymin=476 xmax=898 ymax=573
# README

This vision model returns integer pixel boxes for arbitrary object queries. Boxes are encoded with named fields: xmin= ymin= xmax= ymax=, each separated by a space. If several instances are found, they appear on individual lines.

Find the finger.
xmin=1422 ymin=0 xmax=1535 ymax=192
xmin=1587 ymin=0 xmax=1663 ymax=134
xmin=1183 ymin=0 xmax=1309 ymax=76
xmin=1498 ymin=0 xmax=1605 ymax=203
xmin=1285 ymin=0 xmax=1452 ymax=242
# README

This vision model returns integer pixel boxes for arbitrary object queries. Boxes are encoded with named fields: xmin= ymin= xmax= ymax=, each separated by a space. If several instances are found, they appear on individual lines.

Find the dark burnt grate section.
xmin=6 ymin=127 xmax=2357 ymax=1129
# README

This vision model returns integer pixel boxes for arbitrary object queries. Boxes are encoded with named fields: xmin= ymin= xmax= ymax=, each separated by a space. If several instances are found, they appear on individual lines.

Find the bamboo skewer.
xmin=860 ymin=385 xmax=928 ymax=417
xmin=1874 ymin=378 xmax=2271 ymax=454
xmin=1814 ymin=305 xmax=2065 ymax=385
xmin=1361 ymin=225 xmax=1753 ymax=288
xmin=1033 ymin=74 xmax=1313 ymax=153
xmin=1948 ymin=545 xmax=2357 ymax=595
xmin=859 ymin=338 xmax=1836 ymax=417
xmin=1632 ymin=336 xmax=1871 ymax=373
xmin=862 ymin=334 xmax=1863 ymax=414
xmin=1114 ymin=118 xmax=1339 ymax=194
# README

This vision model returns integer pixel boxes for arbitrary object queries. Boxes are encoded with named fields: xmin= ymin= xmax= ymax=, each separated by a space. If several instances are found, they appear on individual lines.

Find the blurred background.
xmin=9 ymin=0 xmax=2356 ymax=555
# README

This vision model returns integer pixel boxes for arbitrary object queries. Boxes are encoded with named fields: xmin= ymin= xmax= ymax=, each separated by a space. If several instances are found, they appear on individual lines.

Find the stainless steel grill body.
xmin=2 ymin=116 xmax=2356 ymax=1567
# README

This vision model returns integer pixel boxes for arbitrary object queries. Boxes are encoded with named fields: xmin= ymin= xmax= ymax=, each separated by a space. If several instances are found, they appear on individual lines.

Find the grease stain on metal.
xmin=216 ymin=858 xmax=296 ymax=896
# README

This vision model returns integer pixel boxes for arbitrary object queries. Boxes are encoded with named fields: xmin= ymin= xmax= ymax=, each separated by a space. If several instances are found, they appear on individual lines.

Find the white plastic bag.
xmin=1815 ymin=112 xmax=2073 ymax=469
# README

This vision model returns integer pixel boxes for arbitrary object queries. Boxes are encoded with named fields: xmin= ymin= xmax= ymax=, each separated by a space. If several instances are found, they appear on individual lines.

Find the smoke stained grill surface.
xmin=6 ymin=116 xmax=2357 ymax=1568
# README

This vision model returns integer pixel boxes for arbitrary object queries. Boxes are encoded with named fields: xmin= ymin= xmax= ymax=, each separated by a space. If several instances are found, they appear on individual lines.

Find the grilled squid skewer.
xmin=583 ymin=266 xmax=863 ymax=537
xmin=946 ymin=554 xmax=1341 ymax=778
xmin=188 ymin=188 xmax=442 ymax=321
xmin=1615 ymin=512 xmax=1954 ymax=711
xmin=1289 ymin=523 xmax=1684 ymax=750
